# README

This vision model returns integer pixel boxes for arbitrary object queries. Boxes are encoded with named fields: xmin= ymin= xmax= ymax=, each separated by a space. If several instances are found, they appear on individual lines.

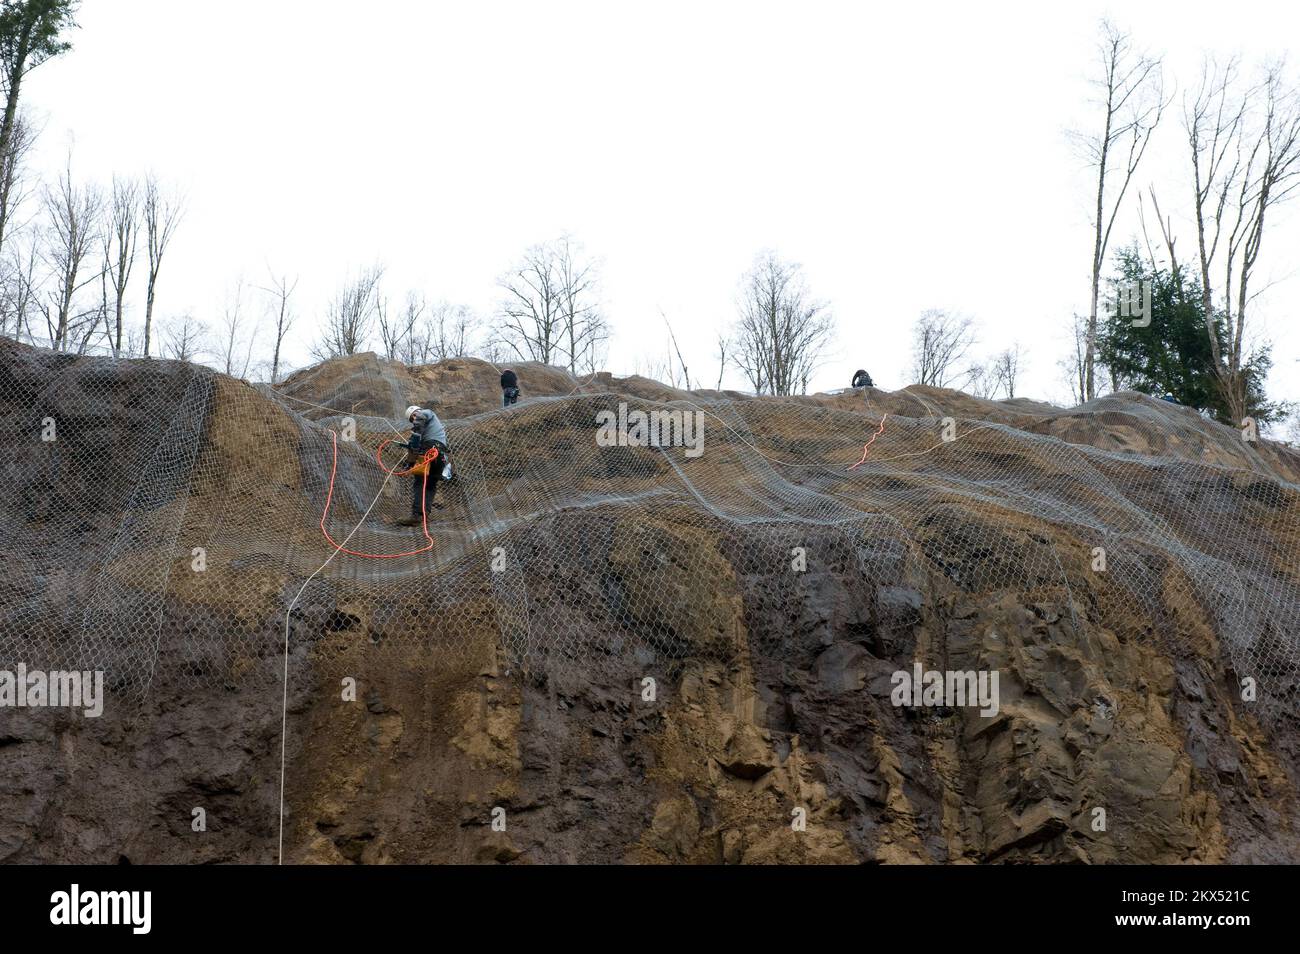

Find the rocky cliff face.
xmin=2 ymin=343 xmax=1298 ymax=863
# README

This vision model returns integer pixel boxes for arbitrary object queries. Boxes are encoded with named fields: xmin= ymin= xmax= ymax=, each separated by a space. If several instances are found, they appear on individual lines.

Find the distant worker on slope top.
xmin=500 ymin=368 xmax=520 ymax=407
xmin=1161 ymin=393 xmax=1178 ymax=404
xmin=851 ymin=369 xmax=874 ymax=389
xmin=395 ymin=404 xmax=452 ymax=526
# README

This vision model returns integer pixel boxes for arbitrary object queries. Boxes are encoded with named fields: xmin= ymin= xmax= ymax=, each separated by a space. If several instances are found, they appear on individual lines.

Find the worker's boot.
xmin=395 ymin=514 xmax=422 ymax=527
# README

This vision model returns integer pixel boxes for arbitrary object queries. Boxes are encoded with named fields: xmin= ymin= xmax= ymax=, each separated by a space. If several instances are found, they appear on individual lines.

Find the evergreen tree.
xmin=1099 ymin=245 xmax=1284 ymax=425
xmin=0 ymin=0 xmax=78 ymax=256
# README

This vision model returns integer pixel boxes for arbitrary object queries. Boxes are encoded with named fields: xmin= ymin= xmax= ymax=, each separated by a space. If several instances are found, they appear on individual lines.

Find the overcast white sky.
xmin=19 ymin=0 xmax=1300 ymax=408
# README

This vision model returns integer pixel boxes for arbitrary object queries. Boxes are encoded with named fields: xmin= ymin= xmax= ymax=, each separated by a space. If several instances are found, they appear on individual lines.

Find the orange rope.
xmin=375 ymin=437 xmax=440 ymax=476
xmin=847 ymin=415 xmax=888 ymax=471
xmin=319 ymin=431 xmax=436 ymax=558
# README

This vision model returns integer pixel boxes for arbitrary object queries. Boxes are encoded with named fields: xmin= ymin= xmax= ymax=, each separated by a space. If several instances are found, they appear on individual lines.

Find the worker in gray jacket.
xmin=396 ymin=404 xmax=451 ymax=525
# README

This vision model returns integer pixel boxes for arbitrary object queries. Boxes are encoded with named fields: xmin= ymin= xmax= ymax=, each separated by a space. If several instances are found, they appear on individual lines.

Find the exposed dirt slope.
xmin=2 ymin=341 xmax=1298 ymax=864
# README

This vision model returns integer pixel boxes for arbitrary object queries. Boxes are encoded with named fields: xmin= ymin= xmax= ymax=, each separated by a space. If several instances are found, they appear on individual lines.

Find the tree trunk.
xmin=0 ymin=25 xmax=33 ymax=257
xmin=1085 ymin=103 xmax=1113 ymax=403
xmin=143 ymin=277 xmax=156 ymax=358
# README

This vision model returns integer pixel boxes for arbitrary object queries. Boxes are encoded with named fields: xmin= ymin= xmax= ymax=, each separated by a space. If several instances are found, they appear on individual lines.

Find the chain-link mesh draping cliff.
xmin=1 ymin=339 xmax=1297 ymax=726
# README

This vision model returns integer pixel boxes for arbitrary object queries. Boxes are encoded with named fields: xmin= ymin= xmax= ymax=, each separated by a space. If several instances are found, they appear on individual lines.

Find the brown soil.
xmin=3 ymin=340 xmax=1298 ymax=864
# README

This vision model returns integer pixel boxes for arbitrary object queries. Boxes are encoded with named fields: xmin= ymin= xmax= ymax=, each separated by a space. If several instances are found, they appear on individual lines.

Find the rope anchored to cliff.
xmin=848 ymin=415 xmax=888 ymax=470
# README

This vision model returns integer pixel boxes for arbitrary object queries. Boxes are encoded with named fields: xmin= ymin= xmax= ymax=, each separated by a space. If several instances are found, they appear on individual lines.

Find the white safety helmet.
xmin=405 ymin=405 xmax=421 ymax=421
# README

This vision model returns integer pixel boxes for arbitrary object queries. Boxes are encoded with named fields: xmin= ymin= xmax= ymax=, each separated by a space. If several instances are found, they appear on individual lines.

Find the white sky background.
xmin=19 ymin=0 xmax=1300 ymax=408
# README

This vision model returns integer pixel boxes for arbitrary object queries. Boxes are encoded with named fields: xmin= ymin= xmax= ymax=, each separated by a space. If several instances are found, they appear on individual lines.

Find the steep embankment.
xmin=2 ymin=341 xmax=1298 ymax=863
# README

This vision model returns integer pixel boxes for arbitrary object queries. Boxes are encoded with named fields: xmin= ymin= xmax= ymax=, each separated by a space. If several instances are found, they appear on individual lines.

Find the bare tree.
xmin=1071 ymin=20 xmax=1165 ymax=400
xmin=391 ymin=291 xmax=427 ymax=362
xmin=94 ymin=236 xmax=108 ymax=346
xmin=216 ymin=278 xmax=257 ymax=378
xmin=730 ymin=250 xmax=833 ymax=396
xmin=991 ymin=345 xmax=1025 ymax=398
xmin=312 ymin=263 xmax=383 ymax=359
xmin=633 ymin=351 xmax=688 ymax=389
xmin=554 ymin=235 xmax=604 ymax=373
xmin=714 ymin=333 xmax=729 ymax=391
xmin=0 ymin=109 xmax=35 ymax=258
xmin=0 ymin=232 xmax=37 ymax=339
xmin=257 ymin=268 xmax=297 ymax=383
xmin=162 ymin=312 xmax=207 ymax=363
xmin=423 ymin=300 xmax=476 ymax=363
xmin=1058 ymin=313 xmax=1089 ymax=404
xmin=1185 ymin=60 xmax=1300 ymax=423
xmin=0 ymin=113 xmax=42 ymax=344
xmin=1286 ymin=410 xmax=1300 ymax=447
xmin=480 ymin=336 xmax=506 ymax=365
xmin=141 ymin=172 xmax=183 ymax=357
xmin=497 ymin=242 xmax=566 ymax=365
xmin=102 ymin=173 xmax=138 ymax=355
xmin=377 ymin=294 xmax=479 ymax=366
xmin=660 ymin=308 xmax=692 ymax=390
xmin=39 ymin=154 xmax=101 ymax=351
xmin=575 ymin=309 xmax=609 ymax=374
xmin=375 ymin=290 xmax=400 ymax=359
xmin=966 ymin=363 xmax=997 ymax=399
xmin=379 ymin=291 xmax=452 ymax=364
xmin=911 ymin=309 xmax=977 ymax=388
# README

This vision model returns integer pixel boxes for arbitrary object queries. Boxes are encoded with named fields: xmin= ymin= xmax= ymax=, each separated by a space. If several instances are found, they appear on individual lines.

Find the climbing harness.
xmin=379 ymin=438 xmax=441 ymax=477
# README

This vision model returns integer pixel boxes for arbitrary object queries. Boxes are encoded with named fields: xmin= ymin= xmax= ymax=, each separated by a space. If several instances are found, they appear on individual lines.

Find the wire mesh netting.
xmin=2 ymin=339 xmax=1298 ymax=730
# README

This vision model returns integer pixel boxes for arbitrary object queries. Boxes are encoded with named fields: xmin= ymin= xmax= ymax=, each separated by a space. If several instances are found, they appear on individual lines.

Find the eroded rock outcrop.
xmin=2 ymin=342 xmax=1298 ymax=863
